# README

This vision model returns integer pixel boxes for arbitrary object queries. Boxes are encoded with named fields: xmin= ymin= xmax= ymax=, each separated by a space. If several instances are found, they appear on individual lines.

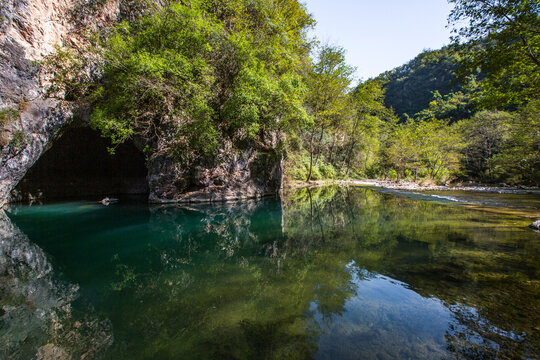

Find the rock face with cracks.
xmin=0 ymin=0 xmax=283 ymax=207
xmin=0 ymin=0 xmax=119 ymax=207
xmin=148 ymin=140 xmax=283 ymax=204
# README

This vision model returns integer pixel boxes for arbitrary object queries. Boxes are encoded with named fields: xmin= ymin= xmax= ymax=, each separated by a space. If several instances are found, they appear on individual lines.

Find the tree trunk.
xmin=314 ymin=127 xmax=325 ymax=167
xmin=328 ymin=134 xmax=337 ymax=164
xmin=306 ymin=127 xmax=316 ymax=182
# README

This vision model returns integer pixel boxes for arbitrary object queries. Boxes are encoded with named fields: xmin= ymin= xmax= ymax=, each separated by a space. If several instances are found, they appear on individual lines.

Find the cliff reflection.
xmin=0 ymin=211 xmax=112 ymax=360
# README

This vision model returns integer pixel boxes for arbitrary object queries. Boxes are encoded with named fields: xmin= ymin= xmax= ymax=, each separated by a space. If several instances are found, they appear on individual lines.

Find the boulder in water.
xmin=100 ymin=198 xmax=119 ymax=206
xmin=530 ymin=220 xmax=540 ymax=231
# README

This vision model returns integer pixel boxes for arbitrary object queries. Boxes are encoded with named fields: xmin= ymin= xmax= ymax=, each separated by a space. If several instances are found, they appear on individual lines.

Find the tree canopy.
xmin=449 ymin=0 xmax=540 ymax=107
xmin=39 ymin=0 xmax=540 ymax=187
xmin=88 ymin=0 xmax=313 ymax=162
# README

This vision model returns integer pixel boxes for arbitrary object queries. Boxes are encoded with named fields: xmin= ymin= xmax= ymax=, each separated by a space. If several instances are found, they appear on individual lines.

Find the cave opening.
xmin=15 ymin=127 xmax=149 ymax=202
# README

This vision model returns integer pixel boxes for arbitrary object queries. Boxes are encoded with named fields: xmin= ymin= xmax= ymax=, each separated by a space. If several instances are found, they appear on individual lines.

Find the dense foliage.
xmin=45 ymin=0 xmax=539 ymax=186
xmin=85 ymin=0 xmax=313 ymax=164
xmin=377 ymin=46 xmax=467 ymax=121
xmin=449 ymin=0 xmax=540 ymax=107
xmin=363 ymin=0 xmax=540 ymax=185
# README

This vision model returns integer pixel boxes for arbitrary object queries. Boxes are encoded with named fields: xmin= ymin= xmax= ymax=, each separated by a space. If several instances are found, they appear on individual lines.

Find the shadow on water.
xmin=2 ymin=186 xmax=539 ymax=359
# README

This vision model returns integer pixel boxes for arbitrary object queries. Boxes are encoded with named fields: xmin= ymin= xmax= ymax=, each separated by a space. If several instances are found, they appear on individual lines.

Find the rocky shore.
xmin=286 ymin=179 xmax=540 ymax=195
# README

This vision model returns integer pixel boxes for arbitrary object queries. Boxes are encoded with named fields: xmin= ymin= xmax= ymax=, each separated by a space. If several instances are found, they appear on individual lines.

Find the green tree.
xmin=381 ymin=122 xmax=422 ymax=180
xmin=458 ymin=110 xmax=512 ymax=181
xmin=382 ymin=119 xmax=464 ymax=182
xmin=448 ymin=0 xmax=540 ymax=107
xmin=414 ymin=76 xmax=480 ymax=122
xmin=88 ymin=0 xmax=313 ymax=164
xmin=493 ymin=100 xmax=540 ymax=185
xmin=90 ymin=3 xmax=221 ymax=156
xmin=304 ymin=44 xmax=355 ymax=181
xmin=343 ymin=81 xmax=394 ymax=177
xmin=416 ymin=119 xmax=464 ymax=180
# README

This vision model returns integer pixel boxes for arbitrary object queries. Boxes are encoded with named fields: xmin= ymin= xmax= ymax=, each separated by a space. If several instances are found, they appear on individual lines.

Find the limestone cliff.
xmin=0 ymin=0 xmax=283 ymax=206
xmin=148 ymin=136 xmax=283 ymax=203
xmin=0 ymin=0 xmax=119 ymax=207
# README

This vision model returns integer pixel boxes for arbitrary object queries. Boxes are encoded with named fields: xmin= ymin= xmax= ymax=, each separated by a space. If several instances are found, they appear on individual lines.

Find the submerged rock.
xmin=36 ymin=344 xmax=69 ymax=360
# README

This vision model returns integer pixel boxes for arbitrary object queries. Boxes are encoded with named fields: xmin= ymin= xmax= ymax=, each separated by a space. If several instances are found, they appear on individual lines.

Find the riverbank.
xmin=285 ymin=179 xmax=540 ymax=195
xmin=285 ymin=179 xmax=540 ymax=220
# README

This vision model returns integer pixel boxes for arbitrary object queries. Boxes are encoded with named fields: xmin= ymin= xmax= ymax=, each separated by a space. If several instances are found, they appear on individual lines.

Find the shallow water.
xmin=2 ymin=187 xmax=540 ymax=359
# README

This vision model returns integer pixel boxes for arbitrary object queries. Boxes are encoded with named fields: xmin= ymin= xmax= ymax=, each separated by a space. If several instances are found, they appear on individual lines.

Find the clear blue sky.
xmin=303 ymin=0 xmax=454 ymax=80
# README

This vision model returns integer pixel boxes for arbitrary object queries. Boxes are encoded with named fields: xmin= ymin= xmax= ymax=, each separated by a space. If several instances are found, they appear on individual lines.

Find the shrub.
xmin=310 ymin=165 xmax=322 ymax=181
xmin=403 ymin=169 xmax=412 ymax=179
xmin=9 ymin=130 xmax=28 ymax=150
xmin=0 ymin=109 xmax=18 ymax=127
xmin=387 ymin=169 xmax=398 ymax=180
xmin=285 ymin=154 xmax=310 ymax=181
xmin=318 ymin=162 xmax=336 ymax=179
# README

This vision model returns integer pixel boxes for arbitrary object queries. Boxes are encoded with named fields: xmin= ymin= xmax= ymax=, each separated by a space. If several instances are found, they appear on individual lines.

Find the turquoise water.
xmin=3 ymin=186 xmax=540 ymax=359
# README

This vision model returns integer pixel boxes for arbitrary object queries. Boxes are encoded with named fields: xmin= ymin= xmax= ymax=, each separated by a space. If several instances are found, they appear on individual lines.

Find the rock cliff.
xmin=0 ymin=0 xmax=119 ymax=207
xmin=0 ymin=0 xmax=283 ymax=207
xmin=148 ymin=139 xmax=283 ymax=203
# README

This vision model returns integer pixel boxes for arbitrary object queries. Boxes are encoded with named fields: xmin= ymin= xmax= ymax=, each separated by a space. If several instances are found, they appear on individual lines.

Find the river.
xmin=2 ymin=186 xmax=539 ymax=359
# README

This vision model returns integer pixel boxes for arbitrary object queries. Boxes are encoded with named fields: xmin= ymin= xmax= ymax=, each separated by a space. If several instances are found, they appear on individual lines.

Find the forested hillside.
xmin=377 ymin=46 xmax=466 ymax=120
xmin=283 ymin=0 xmax=539 ymax=186
xmin=7 ymin=0 xmax=537 ymax=195
xmin=368 ymin=0 xmax=539 ymax=185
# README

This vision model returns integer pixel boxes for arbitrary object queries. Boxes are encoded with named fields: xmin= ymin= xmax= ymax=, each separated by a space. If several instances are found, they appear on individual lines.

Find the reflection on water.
xmin=366 ymin=186 xmax=540 ymax=218
xmin=0 ymin=211 xmax=113 ymax=360
xmin=2 ymin=187 xmax=540 ymax=359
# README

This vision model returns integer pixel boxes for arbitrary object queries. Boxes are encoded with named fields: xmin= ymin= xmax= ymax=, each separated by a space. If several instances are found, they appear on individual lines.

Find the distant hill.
xmin=376 ymin=46 xmax=465 ymax=120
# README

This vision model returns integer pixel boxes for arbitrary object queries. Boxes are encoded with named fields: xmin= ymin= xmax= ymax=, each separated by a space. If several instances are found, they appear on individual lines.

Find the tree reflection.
xmin=281 ymin=186 xmax=540 ymax=359
xmin=5 ymin=187 xmax=539 ymax=359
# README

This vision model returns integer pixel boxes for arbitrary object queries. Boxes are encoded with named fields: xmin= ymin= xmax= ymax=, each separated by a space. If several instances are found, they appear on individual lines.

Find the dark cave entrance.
xmin=15 ymin=127 xmax=149 ymax=201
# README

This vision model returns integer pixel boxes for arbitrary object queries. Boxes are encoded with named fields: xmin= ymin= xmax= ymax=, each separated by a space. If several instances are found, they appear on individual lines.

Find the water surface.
xmin=2 ymin=187 xmax=539 ymax=359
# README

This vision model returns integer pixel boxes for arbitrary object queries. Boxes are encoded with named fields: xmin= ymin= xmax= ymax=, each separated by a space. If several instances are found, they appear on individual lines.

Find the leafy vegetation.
xmin=377 ymin=46 xmax=466 ymax=120
xmin=449 ymin=0 xmax=540 ymax=107
xmin=359 ymin=0 xmax=540 ymax=185
xmin=0 ymin=108 xmax=18 ymax=126
xmin=87 ymin=0 xmax=313 ymax=163
xmin=43 ymin=0 xmax=540 ymax=186
xmin=0 ymin=108 xmax=26 ymax=151
xmin=382 ymin=119 xmax=464 ymax=182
